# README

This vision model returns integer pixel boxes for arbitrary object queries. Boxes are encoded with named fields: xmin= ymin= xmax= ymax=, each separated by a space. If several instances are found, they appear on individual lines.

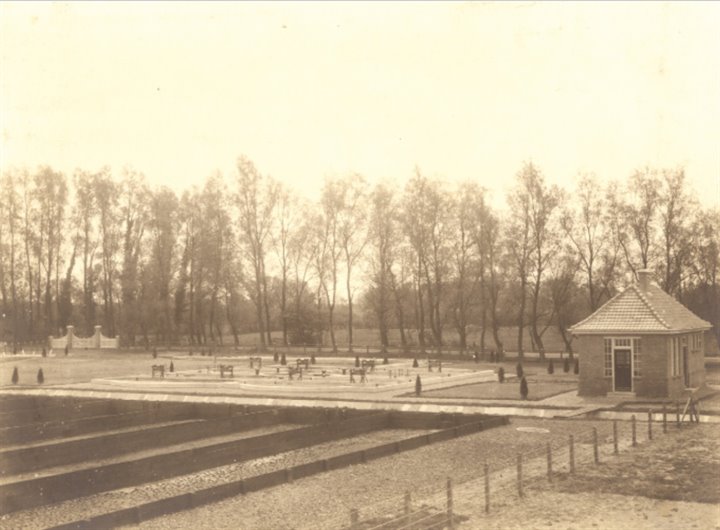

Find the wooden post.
xmin=648 ymin=410 xmax=653 ymax=440
xmin=631 ymin=415 xmax=637 ymax=446
xmin=569 ymin=435 xmax=575 ymax=473
xmin=593 ymin=427 xmax=599 ymax=464
xmin=546 ymin=442 xmax=552 ymax=481
xmin=484 ymin=462 xmax=490 ymax=513
xmin=447 ymin=477 xmax=454 ymax=529
xmin=517 ymin=454 xmax=523 ymax=498
xmin=613 ymin=420 xmax=619 ymax=454
xmin=404 ymin=490 xmax=411 ymax=525
xmin=662 ymin=405 xmax=667 ymax=433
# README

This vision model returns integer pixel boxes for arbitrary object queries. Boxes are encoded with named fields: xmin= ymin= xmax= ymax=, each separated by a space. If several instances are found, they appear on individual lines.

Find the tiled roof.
xmin=570 ymin=282 xmax=711 ymax=334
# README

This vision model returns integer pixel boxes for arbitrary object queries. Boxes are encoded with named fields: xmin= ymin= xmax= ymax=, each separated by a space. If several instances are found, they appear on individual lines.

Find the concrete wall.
xmin=0 ymin=409 xmax=282 ymax=475
xmin=0 ymin=412 xmax=390 ymax=514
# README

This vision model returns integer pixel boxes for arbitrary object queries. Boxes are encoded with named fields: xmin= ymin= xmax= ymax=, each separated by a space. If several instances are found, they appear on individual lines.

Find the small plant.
xmin=520 ymin=376 xmax=528 ymax=400
xmin=547 ymin=360 xmax=554 ymax=374
xmin=412 ymin=358 xmax=419 ymax=368
xmin=169 ymin=361 xmax=175 ymax=373
xmin=280 ymin=352 xmax=287 ymax=365
xmin=498 ymin=366 xmax=505 ymax=383
xmin=563 ymin=357 xmax=570 ymax=373
xmin=383 ymin=357 xmax=389 ymax=365
xmin=574 ymin=359 xmax=579 ymax=374
xmin=516 ymin=362 xmax=524 ymax=379
xmin=11 ymin=366 xmax=19 ymax=384
xmin=415 ymin=375 xmax=422 ymax=395
xmin=311 ymin=355 xmax=316 ymax=364
xmin=355 ymin=356 xmax=360 ymax=368
xmin=37 ymin=368 xmax=44 ymax=384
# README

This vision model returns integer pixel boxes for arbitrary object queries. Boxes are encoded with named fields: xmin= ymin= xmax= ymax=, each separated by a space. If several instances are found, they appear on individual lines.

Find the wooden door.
xmin=614 ymin=349 xmax=632 ymax=391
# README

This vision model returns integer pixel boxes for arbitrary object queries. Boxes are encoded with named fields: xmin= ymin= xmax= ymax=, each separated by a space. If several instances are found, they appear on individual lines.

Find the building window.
xmin=669 ymin=337 xmax=681 ymax=377
xmin=604 ymin=338 xmax=612 ymax=377
xmin=632 ymin=338 xmax=641 ymax=377
xmin=692 ymin=333 xmax=703 ymax=352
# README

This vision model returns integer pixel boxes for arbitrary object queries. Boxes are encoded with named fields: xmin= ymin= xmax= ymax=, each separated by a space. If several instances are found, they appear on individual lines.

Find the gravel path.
xmin=129 ymin=418 xmax=617 ymax=530
xmin=0 ymin=429 xmax=428 ymax=529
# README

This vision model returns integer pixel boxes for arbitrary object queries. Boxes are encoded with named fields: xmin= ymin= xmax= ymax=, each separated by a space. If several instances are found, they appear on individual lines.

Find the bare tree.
xmin=608 ymin=168 xmax=661 ymax=277
xmin=402 ymin=171 xmax=451 ymax=350
xmin=368 ymin=182 xmax=397 ymax=351
xmin=235 ymin=156 xmax=278 ymax=350
xmin=506 ymin=163 xmax=535 ymax=358
xmin=657 ymin=168 xmax=697 ymax=298
xmin=93 ymin=169 xmax=121 ymax=337
xmin=561 ymin=174 xmax=617 ymax=311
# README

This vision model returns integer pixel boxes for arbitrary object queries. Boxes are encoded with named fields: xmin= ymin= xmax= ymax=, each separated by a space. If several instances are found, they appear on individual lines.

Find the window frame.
xmin=603 ymin=337 xmax=642 ymax=389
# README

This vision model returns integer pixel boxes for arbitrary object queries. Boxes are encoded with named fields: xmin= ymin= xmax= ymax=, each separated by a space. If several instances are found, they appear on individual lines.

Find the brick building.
xmin=570 ymin=270 xmax=711 ymax=399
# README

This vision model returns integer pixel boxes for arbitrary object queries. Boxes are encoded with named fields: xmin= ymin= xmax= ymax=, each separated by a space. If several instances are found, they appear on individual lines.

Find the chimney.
xmin=637 ymin=269 xmax=652 ymax=292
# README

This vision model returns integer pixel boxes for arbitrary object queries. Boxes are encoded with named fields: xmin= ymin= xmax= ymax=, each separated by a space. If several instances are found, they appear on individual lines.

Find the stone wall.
xmin=49 ymin=325 xmax=119 ymax=350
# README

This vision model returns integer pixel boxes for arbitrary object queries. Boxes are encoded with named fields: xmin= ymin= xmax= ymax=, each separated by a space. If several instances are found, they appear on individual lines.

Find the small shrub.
xmin=415 ymin=375 xmax=422 ymax=395
xmin=11 ymin=366 xmax=18 ymax=384
xmin=516 ymin=362 xmax=524 ymax=379
xmin=574 ymin=359 xmax=579 ymax=374
xmin=355 ymin=356 xmax=360 ymax=368
xmin=563 ymin=358 xmax=570 ymax=373
xmin=169 ymin=361 xmax=175 ymax=373
xmin=37 ymin=368 xmax=44 ymax=384
xmin=498 ymin=366 xmax=505 ymax=383
xmin=383 ymin=357 xmax=389 ymax=365
xmin=547 ymin=360 xmax=554 ymax=374
xmin=280 ymin=352 xmax=287 ymax=365
xmin=412 ymin=358 xmax=419 ymax=368
xmin=520 ymin=376 xmax=528 ymax=400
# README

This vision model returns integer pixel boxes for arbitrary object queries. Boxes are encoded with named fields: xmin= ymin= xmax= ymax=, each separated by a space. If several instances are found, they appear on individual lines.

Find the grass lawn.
xmin=418 ymin=371 xmax=578 ymax=401
xmin=0 ymin=351 xmax=222 ymax=388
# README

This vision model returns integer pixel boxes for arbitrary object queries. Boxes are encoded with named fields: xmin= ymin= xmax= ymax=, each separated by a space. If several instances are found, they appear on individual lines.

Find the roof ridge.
xmin=630 ymin=284 xmax=670 ymax=329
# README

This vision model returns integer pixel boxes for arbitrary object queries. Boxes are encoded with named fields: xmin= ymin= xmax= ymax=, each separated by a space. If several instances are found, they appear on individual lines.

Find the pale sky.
xmin=1 ymin=1 xmax=719 ymax=206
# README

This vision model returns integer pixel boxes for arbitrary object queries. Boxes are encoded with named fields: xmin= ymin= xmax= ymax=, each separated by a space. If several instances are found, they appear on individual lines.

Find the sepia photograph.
xmin=0 ymin=1 xmax=719 ymax=528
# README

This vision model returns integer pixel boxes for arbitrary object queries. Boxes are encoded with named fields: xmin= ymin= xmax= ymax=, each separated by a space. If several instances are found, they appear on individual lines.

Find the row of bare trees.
xmin=0 ymin=158 xmax=717 ymax=353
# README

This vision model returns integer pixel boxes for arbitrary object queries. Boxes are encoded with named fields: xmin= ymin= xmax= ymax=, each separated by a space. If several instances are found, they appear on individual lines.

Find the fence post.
xmin=447 ymin=477 xmax=454 ymax=529
xmin=350 ymin=508 xmax=359 ymax=529
xmin=662 ymin=405 xmax=667 ymax=433
xmin=546 ymin=442 xmax=552 ymax=481
xmin=593 ymin=427 xmax=599 ymax=464
xmin=569 ymin=435 xmax=575 ymax=474
xmin=404 ymin=490 xmax=411 ymax=525
xmin=613 ymin=420 xmax=619 ymax=454
xmin=517 ymin=454 xmax=523 ymax=498
xmin=484 ymin=462 xmax=490 ymax=514
xmin=648 ymin=410 xmax=653 ymax=440
xmin=631 ymin=415 xmax=637 ymax=447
